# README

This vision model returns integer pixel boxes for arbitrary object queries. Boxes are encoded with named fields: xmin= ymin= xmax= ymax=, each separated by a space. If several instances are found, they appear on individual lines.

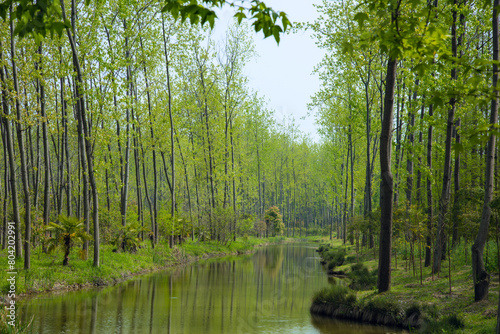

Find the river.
xmin=20 ymin=243 xmax=398 ymax=333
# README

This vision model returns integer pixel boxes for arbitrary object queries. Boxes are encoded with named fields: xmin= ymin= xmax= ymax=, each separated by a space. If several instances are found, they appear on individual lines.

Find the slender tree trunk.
xmin=138 ymin=30 xmax=158 ymax=245
xmin=120 ymin=19 xmax=132 ymax=231
xmin=377 ymin=45 xmax=398 ymax=293
xmin=433 ymin=3 xmax=458 ymax=274
xmin=38 ymin=44 xmax=51 ymax=230
xmin=10 ymin=11 xmax=30 ymax=265
xmin=452 ymin=0 xmax=466 ymax=248
xmin=452 ymin=118 xmax=461 ymax=247
xmin=474 ymin=0 xmax=498 ymax=302
xmin=176 ymin=136 xmax=193 ymax=239
xmin=0 ymin=41 xmax=22 ymax=257
xmin=132 ymin=104 xmax=143 ymax=231
xmin=61 ymin=65 xmax=71 ymax=217
xmin=230 ymin=119 xmax=237 ymax=241
xmin=60 ymin=0 xmax=99 ymax=267
xmin=364 ymin=71 xmax=374 ymax=248
xmin=161 ymin=15 xmax=176 ymax=247
xmin=1 ymin=123 xmax=8 ymax=249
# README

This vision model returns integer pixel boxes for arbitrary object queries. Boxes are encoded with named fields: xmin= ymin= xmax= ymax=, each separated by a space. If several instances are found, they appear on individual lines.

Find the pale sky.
xmin=215 ymin=0 xmax=325 ymax=141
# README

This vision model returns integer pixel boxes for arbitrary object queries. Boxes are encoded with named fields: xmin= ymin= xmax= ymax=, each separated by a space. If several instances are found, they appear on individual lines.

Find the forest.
xmin=0 ymin=0 xmax=500 ymax=333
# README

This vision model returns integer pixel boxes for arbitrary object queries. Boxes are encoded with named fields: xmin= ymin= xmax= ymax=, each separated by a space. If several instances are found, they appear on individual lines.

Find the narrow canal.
xmin=20 ymin=244 xmax=398 ymax=333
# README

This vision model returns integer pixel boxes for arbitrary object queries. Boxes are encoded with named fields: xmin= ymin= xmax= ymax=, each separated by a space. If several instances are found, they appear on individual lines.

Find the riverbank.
xmin=311 ymin=238 xmax=498 ymax=333
xmin=0 ymin=236 xmax=310 ymax=301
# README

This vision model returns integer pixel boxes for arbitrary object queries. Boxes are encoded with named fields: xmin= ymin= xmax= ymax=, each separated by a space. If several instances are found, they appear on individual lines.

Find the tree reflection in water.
xmin=20 ymin=244 xmax=400 ymax=333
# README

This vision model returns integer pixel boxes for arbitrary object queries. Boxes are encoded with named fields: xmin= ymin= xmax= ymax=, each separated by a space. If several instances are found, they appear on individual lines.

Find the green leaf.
xmin=51 ymin=22 xmax=66 ymax=37
xmin=452 ymin=142 xmax=464 ymax=153
xmin=353 ymin=12 xmax=369 ymax=28
xmin=234 ymin=11 xmax=246 ymax=24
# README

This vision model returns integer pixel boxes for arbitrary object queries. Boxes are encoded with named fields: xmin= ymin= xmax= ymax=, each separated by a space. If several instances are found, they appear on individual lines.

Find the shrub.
xmin=443 ymin=314 xmax=465 ymax=329
xmin=317 ymin=244 xmax=330 ymax=253
xmin=405 ymin=303 xmax=422 ymax=318
xmin=348 ymin=263 xmax=377 ymax=290
xmin=312 ymin=284 xmax=357 ymax=307
xmin=45 ymin=215 xmax=92 ymax=265
xmin=323 ymin=248 xmax=345 ymax=270
xmin=264 ymin=206 xmax=284 ymax=236
xmin=363 ymin=297 xmax=405 ymax=321
xmin=112 ymin=222 xmax=148 ymax=252
xmin=420 ymin=314 xmax=466 ymax=333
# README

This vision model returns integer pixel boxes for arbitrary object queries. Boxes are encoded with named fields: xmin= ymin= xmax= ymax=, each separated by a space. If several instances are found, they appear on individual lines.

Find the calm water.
xmin=20 ymin=244 xmax=399 ymax=333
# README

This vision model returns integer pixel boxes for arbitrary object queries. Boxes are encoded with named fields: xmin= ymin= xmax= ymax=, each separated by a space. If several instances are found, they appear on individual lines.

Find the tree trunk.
xmin=161 ymin=14 xmax=176 ymax=247
xmin=120 ymin=19 xmax=132 ymax=231
xmin=10 ymin=11 xmax=30 ymax=265
xmin=38 ymin=44 xmax=51 ymax=230
xmin=60 ymin=0 xmax=99 ymax=267
xmin=0 ymin=41 xmax=22 ymax=257
xmin=138 ymin=29 xmax=158 ymax=245
xmin=377 ymin=50 xmax=398 ymax=293
xmin=433 ymin=3 xmax=458 ymax=274
xmin=451 ymin=118 xmax=461 ymax=247
xmin=474 ymin=0 xmax=498 ymax=302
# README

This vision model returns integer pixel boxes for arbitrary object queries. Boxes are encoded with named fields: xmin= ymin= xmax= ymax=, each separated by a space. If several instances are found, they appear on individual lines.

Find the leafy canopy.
xmin=0 ymin=0 xmax=291 ymax=43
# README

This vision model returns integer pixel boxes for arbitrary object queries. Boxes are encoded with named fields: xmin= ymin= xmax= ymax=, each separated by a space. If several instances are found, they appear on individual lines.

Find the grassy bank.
xmin=312 ymin=238 xmax=499 ymax=333
xmin=0 ymin=236 xmax=290 ymax=299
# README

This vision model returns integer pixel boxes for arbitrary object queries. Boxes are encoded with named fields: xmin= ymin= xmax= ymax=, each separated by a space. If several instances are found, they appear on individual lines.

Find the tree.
xmin=264 ymin=206 xmax=284 ymax=236
xmin=46 ymin=215 xmax=92 ymax=266
xmin=0 ymin=0 xmax=291 ymax=43
xmin=472 ymin=0 xmax=499 ymax=302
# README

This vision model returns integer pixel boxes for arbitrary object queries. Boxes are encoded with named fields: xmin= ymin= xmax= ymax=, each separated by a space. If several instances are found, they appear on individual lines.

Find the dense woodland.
xmin=308 ymin=0 xmax=500 ymax=303
xmin=0 ymin=0 xmax=324 ymax=269
xmin=1 ymin=0 xmax=500 ymax=321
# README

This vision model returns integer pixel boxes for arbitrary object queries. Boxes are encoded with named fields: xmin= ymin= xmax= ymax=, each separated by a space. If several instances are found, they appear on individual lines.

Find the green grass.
xmin=313 ymin=237 xmax=500 ymax=333
xmin=0 ymin=236 xmax=283 ymax=297
xmin=313 ymin=284 xmax=357 ymax=306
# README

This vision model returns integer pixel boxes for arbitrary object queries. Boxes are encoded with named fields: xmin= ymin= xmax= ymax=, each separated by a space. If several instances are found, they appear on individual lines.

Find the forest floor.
xmin=318 ymin=238 xmax=499 ymax=333
xmin=0 ymin=235 xmax=314 ymax=302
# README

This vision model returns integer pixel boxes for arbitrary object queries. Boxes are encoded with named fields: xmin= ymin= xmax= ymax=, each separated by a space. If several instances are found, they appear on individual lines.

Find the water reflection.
xmin=311 ymin=315 xmax=401 ymax=334
xmin=21 ymin=244 xmax=398 ymax=333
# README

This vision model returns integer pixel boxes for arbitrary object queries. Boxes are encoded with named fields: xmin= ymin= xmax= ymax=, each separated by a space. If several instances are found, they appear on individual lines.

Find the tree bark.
xmin=38 ymin=44 xmax=51 ymax=231
xmin=0 ymin=40 xmax=22 ymax=258
xmin=474 ymin=0 xmax=498 ymax=302
xmin=433 ymin=2 xmax=458 ymax=274
xmin=10 ymin=10 xmax=30 ymax=266
xmin=161 ymin=15 xmax=176 ymax=238
xmin=60 ymin=0 xmax=99 ymax=267
xmin=377 ymin=49 xmax=398 ymax=293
